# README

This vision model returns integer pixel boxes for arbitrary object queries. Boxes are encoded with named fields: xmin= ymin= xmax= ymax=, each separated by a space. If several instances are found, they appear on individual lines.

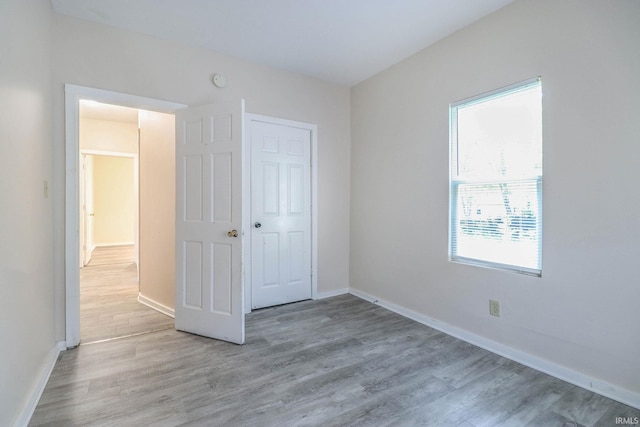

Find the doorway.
xmin=80 ymin=152 xmax=137 ymax=270
xmin=77 ymin=101 xmax=176 ymax=344
xmin=65 ymin=85 xmax=186 ymax=347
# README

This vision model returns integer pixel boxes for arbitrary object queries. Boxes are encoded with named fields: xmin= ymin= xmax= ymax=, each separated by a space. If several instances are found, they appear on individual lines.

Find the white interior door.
xmin=175 ymin=100 xmax=245 ymax=344
xmin=251 ymin=120 xmax=312 ymax=309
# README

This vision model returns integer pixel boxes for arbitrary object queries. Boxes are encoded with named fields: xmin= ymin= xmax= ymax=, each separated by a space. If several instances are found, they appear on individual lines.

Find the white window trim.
xmin=448 ymin=77 xmax=543 ymax=277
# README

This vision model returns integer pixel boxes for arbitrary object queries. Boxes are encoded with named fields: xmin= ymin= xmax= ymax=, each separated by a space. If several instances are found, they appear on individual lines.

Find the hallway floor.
xmin=80 ymin=245 xmax=174 ymax=344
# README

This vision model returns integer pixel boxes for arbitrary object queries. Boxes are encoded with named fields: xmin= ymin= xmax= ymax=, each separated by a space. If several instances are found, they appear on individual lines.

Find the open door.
xmin=174 ymin=100 xmax=245 ymax=344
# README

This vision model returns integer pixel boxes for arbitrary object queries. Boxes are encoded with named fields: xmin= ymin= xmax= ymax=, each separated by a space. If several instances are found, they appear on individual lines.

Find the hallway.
xmin=80 ymin=245 xmax=174 ymax=344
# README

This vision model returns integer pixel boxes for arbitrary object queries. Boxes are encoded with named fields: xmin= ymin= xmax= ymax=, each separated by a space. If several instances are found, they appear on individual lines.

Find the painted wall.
xmin=51 ymin=14 xmax=351 ymax=340
xmin=350 ymin=0 xmax=640 ymax=401
xmin=139 ymin=110 xmax=176 ymax=310
xmin=80 ymin=117 xmax=138 ymax=154
xmin=92 ymin=155 xmax=136 ymax=246
xmin=0 ymin=1 xmax=55 ymax=425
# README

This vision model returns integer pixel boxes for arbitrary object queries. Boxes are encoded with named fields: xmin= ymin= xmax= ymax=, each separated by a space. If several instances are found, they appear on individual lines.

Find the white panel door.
xmin=175 ymin=100 xmax=244 ymax=344
xmin=251 ymin=121 xmax=311 ymax=309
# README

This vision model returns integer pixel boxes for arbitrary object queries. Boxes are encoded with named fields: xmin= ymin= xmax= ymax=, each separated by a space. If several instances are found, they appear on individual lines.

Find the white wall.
xmin=0 ymin=1 xmax=55 ymax=425
xmin=139 ymin=110 xmax=176 ymax=310
xmin=80 ymin=117 xmax=138 ymax=154
xmin=350 ymin=0 xmax=640 ymax=402
xmin=51 ymin=14 xmax=351 ymax=340
xmin=92 ymin=155 xmax=136 ymax=246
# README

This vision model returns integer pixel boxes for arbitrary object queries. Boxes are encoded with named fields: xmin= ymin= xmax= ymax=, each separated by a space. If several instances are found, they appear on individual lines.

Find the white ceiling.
xmin=79 ymin=100 xmax=139 ymax=123
xmin=51 ymin=0 xmax=514 ymax=87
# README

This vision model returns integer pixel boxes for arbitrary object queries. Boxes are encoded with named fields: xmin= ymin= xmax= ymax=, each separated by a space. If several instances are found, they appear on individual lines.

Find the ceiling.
xmin=51 ymin=0 xmax=514 ymax=87
xmin=79 ymin=100 xmax=139 ymax=124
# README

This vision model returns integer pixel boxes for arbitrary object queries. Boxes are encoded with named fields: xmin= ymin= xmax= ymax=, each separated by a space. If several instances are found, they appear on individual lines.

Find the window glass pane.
xmin=452 ymin=180 xmax=540 ymax=270
xmin=456 ymin=86 xmax=542 ymax=179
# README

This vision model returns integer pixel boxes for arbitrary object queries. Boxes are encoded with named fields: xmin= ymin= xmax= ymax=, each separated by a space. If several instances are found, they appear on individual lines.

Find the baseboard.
xmin=14 ymin=341 xmax=65 ymax=427
xmin=138 ymin=293 xmax=175 ymax=318
xmin=348 ymin=287 xmax=640 ymax=410
xmin=315 ymin=287 xmax=349 ymax=300
xmin=94 ymin=242 xmax=134 ymax=248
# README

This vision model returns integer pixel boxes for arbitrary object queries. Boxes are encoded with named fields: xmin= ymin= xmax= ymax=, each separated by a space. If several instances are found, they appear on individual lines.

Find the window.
xmin=449 ymin=78 xmax=542 ymax=276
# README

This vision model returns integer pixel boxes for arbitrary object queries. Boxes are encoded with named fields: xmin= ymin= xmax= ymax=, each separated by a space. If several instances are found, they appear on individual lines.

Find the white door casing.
xmin=174 ymin=100 xmax=245 ymax=344
xmin=250 ymin=120 xmax=312 ymax=309
xmin=65 ymin=84 xmax=186 ymax=348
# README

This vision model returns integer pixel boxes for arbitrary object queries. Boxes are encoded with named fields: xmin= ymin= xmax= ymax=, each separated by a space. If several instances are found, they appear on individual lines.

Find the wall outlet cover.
xmin=489 ymin=299 xmax=501 ymax=317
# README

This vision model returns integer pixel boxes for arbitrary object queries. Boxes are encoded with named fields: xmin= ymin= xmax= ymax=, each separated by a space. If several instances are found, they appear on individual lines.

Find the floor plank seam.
xmin=80 ymin=325 xmax=175 ymax=346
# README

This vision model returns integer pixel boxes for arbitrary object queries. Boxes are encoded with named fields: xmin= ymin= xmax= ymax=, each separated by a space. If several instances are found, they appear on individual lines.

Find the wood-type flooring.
xmin=80 ymin=245 xmax=173 ymax=343
xmin=32 ymin=294 xmax=639 ymax=426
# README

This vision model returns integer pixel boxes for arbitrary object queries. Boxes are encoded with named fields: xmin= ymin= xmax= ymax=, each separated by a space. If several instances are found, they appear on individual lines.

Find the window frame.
xmin=448 ymin=77 xmax=543 ymax=277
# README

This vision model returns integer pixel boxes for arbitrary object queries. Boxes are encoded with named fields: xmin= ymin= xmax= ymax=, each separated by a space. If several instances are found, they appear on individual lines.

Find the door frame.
xmin=243 ymin=113 xmax=318 ymax=313
xmin=64 ymin=84 xmax=186 ymax=348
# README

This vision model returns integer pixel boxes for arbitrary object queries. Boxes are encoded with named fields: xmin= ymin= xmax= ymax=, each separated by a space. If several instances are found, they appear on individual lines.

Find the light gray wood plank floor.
xmin=80 ymin=245 xmax=173 ymax=344
xmin=32 ymin=295 xmax=639 ymax=426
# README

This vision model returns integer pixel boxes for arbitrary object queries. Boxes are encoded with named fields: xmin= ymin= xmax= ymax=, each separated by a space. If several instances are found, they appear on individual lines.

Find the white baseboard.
xmin=14 ymin=341 xmax=65 ymax=427
xmin=137 ymin=293 xmax=175 ymax=318
xmin=94 ymin=242 xmax=134 ymax=248
xmin=315 ymin=287 xmax=349 ymax=300
xmin=348 ymin=287 xmax=640 ymax=410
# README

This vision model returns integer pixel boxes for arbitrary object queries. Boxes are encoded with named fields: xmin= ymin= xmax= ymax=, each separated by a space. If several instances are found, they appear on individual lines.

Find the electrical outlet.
xmin=489 ymin=299 xmax=501 ymax=317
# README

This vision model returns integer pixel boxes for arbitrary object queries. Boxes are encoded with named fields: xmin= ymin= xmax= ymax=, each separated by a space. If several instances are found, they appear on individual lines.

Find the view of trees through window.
xmin=450 ymin=79 xmax=542 ymax=274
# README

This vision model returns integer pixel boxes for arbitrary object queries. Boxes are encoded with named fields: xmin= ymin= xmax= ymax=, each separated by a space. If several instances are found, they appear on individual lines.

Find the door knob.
xmin=227 ymin=229 xmax=238 ymax=238
xmin=254 ymin=222 xmax=262 ymax=228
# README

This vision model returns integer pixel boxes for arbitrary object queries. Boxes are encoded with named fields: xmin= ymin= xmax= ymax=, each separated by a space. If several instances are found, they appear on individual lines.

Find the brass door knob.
xmin=227 ymin=229 xmax=238 ymax=238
